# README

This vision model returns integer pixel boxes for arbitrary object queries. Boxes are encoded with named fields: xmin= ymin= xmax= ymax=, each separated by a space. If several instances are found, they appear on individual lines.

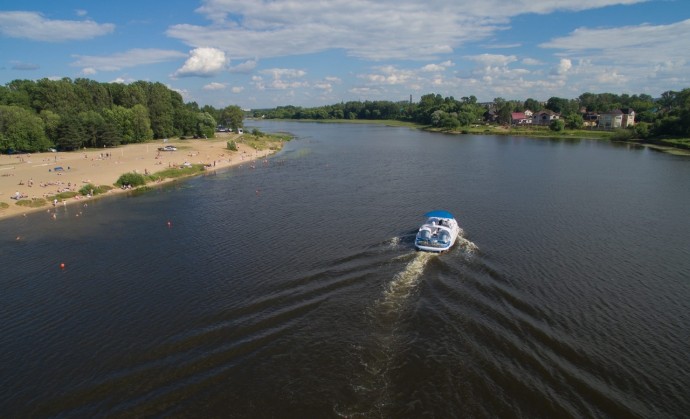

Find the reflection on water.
xmin=1 ymin=121 xmax=689 ymax=417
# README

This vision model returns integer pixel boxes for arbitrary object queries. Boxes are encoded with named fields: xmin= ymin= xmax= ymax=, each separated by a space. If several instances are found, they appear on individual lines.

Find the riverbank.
xmin=0 ymin=132 xmax=284 ymax=221
xmin=256 ymin=118 xmax=690 ymax=156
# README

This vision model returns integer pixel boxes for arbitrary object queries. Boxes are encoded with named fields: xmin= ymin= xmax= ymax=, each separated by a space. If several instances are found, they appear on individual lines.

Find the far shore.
xmin=0 ymin=132 xmax=283 ymax=221
xmin=256 ymin=117 xmax=690 ymax=155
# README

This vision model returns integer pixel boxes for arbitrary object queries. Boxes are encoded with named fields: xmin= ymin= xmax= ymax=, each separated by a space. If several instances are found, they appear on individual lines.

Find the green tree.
xmin=2 ymin=80 xmax=34 ymax=109
xmin=196 ymin=112 xmax=216 ymax=138
xmin=55 ymin=115 xmax=84 ymax=150
xmin=33 ymin=77 xmax=82 ymax=115
xmin=40 ymin=109 xmax=61 ymax=144
xmin=130 ymin=104 xmax=153 ymax=142
xmin=0 ymin=105 xmax=50 ymax=151
xmin=97 ymin=120 xmax=120 ymax=147
xmin=634 ymin=122 xmax=650 ymax=139
xmin=74 ymin=78 xmax=112 ymax=111
xmin=79 ymin=110 xmax=105 ymax=148
xmin=495 ymin=100 xmax=513 ymax=125
xmin=549 ymin=119 xmax=565 ymax=132
xmin=524 ymin=98 xmax=542 ymax=112
xmin=564 ymin=113 xmax=584 ymax=129
xmin=147 ymin=82 xmax=175 ymax=138
xmin=545 ymin=97 xmax=576 ymax=115
xmin=221 ymin=105 xmax=244 ymax=131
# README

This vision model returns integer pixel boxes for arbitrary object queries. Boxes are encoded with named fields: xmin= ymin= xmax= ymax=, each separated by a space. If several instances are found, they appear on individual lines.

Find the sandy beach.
xmin=0 ymin=133 xmax=279 ymax=221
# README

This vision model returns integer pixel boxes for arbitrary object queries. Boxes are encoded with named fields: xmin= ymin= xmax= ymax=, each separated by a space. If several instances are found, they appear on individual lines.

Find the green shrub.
xmin=48 ymin=191 xmax=79 ymax=200
xmin=611 ymin=128 xmax=634 ymax=141
xmin=78 ymin=184 xmax=112 ymax=196
xmin=116 ymin=172 xmax=147 ymax=187
xmin=0 ymin=202 xmax=9 ymax=210
xmin=549 ymin=119 xmax=565 ymax=132
xmin=16 ymin=197 xmax=47 ymax=208
xmin=634 ymin=122 xmax=650 ymax=139
xmin=227 ymin=140 xmax=238 ymax=151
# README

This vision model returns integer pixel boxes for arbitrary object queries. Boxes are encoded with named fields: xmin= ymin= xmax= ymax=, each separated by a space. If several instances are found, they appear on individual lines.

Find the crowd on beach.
xmin=1 ymin=135 xmax=281 ymax=220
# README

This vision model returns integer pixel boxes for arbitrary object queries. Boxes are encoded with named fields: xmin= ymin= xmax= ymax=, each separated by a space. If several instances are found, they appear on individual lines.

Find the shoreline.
xmin=0 ymin=133 xmax=282 ymax=221
xmin=259 ymin=118 xmax=690 ymax=156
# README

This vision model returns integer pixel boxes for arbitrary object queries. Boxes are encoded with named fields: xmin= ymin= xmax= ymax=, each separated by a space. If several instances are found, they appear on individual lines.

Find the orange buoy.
xmin=60 ymin=263 xmax=65 ymax=269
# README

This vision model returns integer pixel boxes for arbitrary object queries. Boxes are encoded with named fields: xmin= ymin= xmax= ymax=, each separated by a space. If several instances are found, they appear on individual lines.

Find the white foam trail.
xmin=457 ymin=236 xmax=479 ymax=254
xmin=340 ymin=239 xmax=475 ymax=415
xmin=379 ymin=252 xmax=434 ymax=314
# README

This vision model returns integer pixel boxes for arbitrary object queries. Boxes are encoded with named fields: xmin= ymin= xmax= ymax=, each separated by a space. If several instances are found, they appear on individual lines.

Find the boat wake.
xmin=455 ymin=228 xmax=479 ymax=255
xmin=379 ymin=251 xmax=434 ymax=315
xmin=336 ymin=251 xmax=436 ymax=417
xmin=337 ymin=233 xmax=478 ymax=417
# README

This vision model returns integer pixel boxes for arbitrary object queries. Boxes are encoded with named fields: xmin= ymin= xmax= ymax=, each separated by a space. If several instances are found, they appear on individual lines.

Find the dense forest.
xmin=1 ymin=77 xmax=689 ymax=153
xmin=255 ymin=89 xmax=690 ymax=141
xmin=0 ymin=78 xmax=244 ymax=153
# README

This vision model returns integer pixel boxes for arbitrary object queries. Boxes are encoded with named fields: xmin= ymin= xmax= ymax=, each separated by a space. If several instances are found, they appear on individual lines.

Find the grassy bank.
xmin=249 ymin=118 xmax=422 ymax=129
xmin=253 ymin=118 xmax=690 ymax=155
xmin=427 ymin=124 xmax=614 ymax=140
xmin=254 ymin=118 xmax=612 ymax=139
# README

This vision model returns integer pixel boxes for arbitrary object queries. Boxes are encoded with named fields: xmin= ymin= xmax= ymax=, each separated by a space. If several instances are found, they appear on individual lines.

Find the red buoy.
xmin=60 ymin=263 xmax=65 ymax=269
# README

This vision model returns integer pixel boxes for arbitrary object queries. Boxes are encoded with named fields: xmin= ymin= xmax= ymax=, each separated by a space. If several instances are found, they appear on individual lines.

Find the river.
xmin=1 ymin=121 xmax=688 ymax=417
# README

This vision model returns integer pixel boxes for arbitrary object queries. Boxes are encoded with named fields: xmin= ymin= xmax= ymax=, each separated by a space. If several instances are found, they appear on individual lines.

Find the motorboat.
xmin=414 ymin=210 xmax=460 ymax=252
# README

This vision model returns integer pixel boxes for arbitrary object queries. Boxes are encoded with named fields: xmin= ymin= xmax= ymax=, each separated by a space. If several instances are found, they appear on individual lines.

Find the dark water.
xmin=1 ymin=121 xmax=689 ymax=418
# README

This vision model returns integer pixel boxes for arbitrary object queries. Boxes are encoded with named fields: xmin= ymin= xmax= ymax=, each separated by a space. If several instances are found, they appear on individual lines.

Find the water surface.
xmin=1 ymin=121 xmax=688 ymax=417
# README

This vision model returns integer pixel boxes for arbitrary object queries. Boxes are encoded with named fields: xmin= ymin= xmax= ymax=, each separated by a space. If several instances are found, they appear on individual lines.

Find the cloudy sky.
xmin=1 ymin=0 xmax=689 ymax=109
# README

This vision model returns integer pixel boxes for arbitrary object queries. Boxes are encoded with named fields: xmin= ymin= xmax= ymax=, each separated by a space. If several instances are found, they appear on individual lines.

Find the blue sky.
xmin=1 ymin=0 xmax=689 ymax=109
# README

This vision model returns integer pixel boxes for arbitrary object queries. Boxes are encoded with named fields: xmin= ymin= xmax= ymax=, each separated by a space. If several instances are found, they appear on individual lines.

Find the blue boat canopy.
xmin=425 ymin=210 xmax=455 ymax=219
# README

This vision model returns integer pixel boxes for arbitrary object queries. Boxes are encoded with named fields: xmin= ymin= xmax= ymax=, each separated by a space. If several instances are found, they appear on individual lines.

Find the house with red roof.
xmin=511 ymin=109 xmax=533 ymax=125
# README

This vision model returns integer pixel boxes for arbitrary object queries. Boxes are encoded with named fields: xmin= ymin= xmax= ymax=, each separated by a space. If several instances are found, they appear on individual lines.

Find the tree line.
xmin=0 ymin=78 xmax=244 ymax=153
xmin=255 ymin=89 xmax=690 ymax=139
xmin=2 ymin=77 xmax=689 ymax=153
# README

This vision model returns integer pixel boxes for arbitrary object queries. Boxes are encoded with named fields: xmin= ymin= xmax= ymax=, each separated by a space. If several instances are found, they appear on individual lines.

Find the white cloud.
xmin=361 ymin=65 xmax=416 ymax=85
xmin=169 ymin=1 xmax=648 ymax=62
xmin=541 ymin=19 xmax=690 ymax=65
xmin=231 ymin=86 xmax=244 ymax=93
xmin=253 ymin=68 xmax=308 ymax=90
xmin=484 ymin=43 xmax=522 ymax=49
xmin=522 ymin=58 xmax=542 ymax=65
xmin=596 ymin=70 xmax=628 ymax=84
xmin=539 ymin=19 xmax=690 ymax=94
xmin=168 ymin=1 xmax=498 ymax=61
xmin=230 ymin=59 xmax=257 ymax=73
xmin=260 ymin=68 xmax=306 ymax=79
xmin=421 ymin=60 xmax=454 ymax=72
xmin=465 ymin=53 xmax=518 ymax=66
xmin=82 ymin=67 xmax=97 ymax=75
xmin=0 ymin=11 xmax=114 ymax=42
xmin=173 ymin=47 xmax=228 ymax=78
xmin=72 ymin=48 xmax=187 ymax=72
xmin=349 ymin=86 xmax=382 ymax=96
xmin=203 ymin=82 xmax=227 ymax=90
xmin=314 ymin=82 xmax=333 ymax=92
xmin=551 ymin=58 xmax=572 ymax=75
xmin=157 ymin=0 xmax=684 ymax=105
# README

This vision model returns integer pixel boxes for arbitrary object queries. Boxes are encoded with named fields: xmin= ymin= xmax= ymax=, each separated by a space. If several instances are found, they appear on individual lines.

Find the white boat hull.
xmin=414 ymin=214 xmax=460 ymax=252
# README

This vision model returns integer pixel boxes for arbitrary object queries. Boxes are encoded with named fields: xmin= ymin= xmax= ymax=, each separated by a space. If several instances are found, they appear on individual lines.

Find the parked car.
xmin=158 ymin=145 xmax=177 ymax=151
